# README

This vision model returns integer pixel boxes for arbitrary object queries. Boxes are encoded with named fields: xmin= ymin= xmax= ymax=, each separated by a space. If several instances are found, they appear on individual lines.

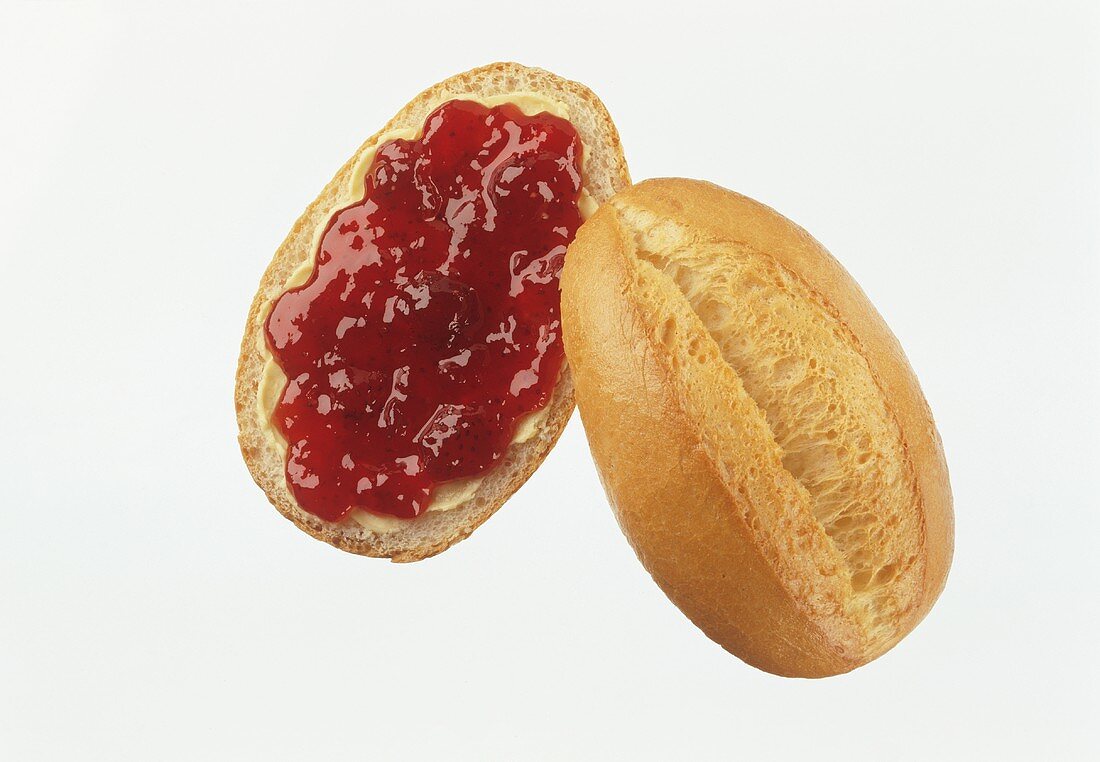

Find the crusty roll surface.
xmin=236 ymin=63 xmax=629 ymax=561
xmin=561 ymin=178 xmax=952 ymax=676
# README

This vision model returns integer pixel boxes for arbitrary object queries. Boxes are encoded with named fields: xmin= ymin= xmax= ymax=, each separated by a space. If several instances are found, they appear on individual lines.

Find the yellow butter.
xmin=257 ymin=92 xmax=589 ymax=531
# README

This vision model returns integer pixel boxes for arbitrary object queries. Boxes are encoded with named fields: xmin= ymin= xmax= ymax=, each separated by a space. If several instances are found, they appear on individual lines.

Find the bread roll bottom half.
xmin=561 ymin=178 xmax=953 ymax=677
xmin=236 ymin=63 xmax=630 ymax=560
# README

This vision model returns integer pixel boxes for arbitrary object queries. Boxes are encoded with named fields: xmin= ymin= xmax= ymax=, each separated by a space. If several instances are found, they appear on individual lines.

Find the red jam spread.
xmin=264 ymin=100 xmax=584 ymax=522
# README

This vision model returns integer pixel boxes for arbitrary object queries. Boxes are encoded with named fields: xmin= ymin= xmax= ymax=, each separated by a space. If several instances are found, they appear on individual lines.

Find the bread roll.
xmin=560 ymin=178 xmax=952 ymax=676
xmin=236 ymin=63 xmax=629 ymax=561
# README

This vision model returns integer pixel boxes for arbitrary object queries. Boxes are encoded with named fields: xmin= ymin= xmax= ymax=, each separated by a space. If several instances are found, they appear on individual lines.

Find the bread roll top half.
xmin=561 ymin=178 xmax=952 ymax=676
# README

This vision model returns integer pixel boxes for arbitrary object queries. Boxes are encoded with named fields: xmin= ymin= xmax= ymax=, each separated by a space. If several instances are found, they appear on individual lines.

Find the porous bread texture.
xmin=236 ymin=63 xmax=630 ymax=561
xmin=629 ymin=215 xmax=925 ymax=647
xmin=561 ymin=178 xmax=952 ymax=676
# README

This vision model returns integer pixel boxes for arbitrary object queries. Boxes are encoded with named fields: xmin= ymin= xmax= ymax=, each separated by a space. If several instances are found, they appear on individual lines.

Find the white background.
xmin=2 ymin=1 xmax=1097 ymax=759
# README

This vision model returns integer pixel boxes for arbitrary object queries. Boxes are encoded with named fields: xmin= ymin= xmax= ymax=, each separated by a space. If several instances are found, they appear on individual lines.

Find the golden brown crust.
xmin=236 ymin=63 xmax=630 ymax=561
xmin=561 ymin=178 xmax=952 ymax=676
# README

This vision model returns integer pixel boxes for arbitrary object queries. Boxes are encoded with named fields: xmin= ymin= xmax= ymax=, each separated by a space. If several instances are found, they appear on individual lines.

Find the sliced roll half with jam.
xmin=236 ymin=63 xmax=629 ymax=560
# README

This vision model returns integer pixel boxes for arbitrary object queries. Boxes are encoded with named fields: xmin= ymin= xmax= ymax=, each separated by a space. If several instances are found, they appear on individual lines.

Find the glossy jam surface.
xmin=265 ymin=100 xmax=584 ymax=522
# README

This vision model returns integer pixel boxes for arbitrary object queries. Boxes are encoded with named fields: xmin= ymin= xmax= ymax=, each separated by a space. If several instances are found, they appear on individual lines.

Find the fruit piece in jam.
xmin=264 ymin=99 xmax=584 ymax=522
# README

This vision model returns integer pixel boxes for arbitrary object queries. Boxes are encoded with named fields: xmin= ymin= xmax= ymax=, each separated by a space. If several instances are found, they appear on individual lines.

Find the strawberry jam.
xmin=264 ymin=100 xmax=584 ymax=522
